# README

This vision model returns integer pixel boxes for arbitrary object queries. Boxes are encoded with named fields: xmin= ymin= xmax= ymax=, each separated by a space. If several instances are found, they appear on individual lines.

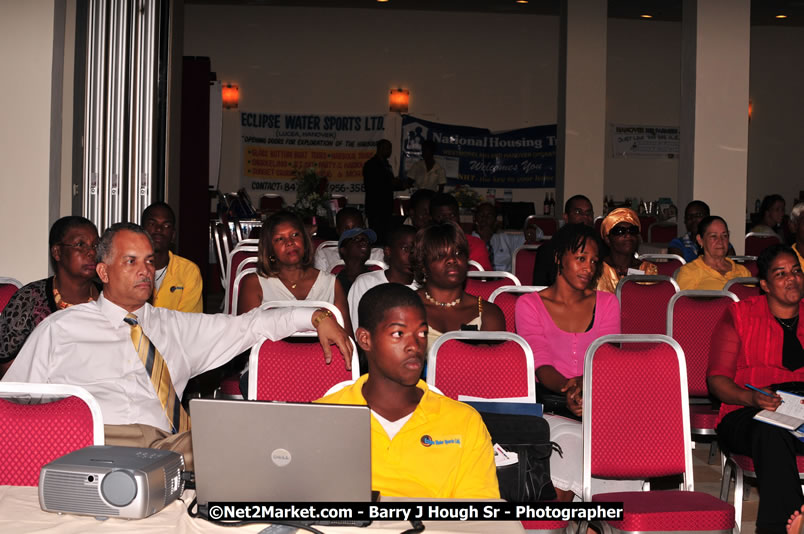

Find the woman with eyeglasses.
xmin=595 ymin=208 xmax=657 ymax=293
xmin=0 ymin=216 xmax=100 ymax=376
xmin=676 ymin=215 xmax=751 ymax=291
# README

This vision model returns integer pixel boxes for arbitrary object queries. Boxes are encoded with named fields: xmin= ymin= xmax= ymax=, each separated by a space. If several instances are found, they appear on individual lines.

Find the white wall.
xmin=0 ymin=1 xmax=61 ymax=283
xmin=184 ymin=5 xmax=803 ymax=218
xmin=747 ymin=26 xmax=804 ymax=213
xmin=183 ymin=5 xmax=560 ymax=205
xmin=605 ymin=18 xmax=681 ymax=204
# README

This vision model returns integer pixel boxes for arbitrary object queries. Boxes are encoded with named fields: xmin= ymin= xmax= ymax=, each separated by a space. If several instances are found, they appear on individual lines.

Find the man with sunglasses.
xmin=142 ymin=202 xmax=203 ymax=313
xmin=532 ymin=195 xmax=595 ymax=286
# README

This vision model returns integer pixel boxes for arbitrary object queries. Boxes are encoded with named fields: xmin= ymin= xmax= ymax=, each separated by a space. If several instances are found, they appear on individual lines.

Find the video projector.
xmin=39 ymin=445 xmax=184 ymax=519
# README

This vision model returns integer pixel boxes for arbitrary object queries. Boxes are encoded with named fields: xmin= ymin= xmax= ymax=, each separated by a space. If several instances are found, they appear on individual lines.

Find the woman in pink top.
xmin=515 ymin=223 xmax=641 ymax=501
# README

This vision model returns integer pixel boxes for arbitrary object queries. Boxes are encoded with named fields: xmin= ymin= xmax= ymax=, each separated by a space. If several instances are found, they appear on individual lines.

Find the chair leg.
xmin=734 ymin=464 xmax=744 ymax=529
xmin=720 ymin=458 xmax=733 ymax=501
xmin=708 ymin=440 xmax=720 ymax=464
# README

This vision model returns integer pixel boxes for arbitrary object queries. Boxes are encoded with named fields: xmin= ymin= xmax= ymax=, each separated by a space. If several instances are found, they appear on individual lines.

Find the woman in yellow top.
xmin=596 ymin=208 xmax=658 ymax=293
xmin=676 ymin=215 xmax=751 ymax=290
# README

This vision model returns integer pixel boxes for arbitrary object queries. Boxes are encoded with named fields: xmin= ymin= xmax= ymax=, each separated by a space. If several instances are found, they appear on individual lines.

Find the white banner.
xmin=610 ymin=124 xmax=679 ymax=158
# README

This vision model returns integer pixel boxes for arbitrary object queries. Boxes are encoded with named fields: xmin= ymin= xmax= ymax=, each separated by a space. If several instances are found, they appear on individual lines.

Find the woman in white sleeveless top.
xmin=238 ymin=211 xmax=351 ymax=332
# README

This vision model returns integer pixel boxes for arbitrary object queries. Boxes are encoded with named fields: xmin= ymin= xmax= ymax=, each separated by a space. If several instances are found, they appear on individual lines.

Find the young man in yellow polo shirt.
xmin=316 ymin=283 xmax=499 ymax=499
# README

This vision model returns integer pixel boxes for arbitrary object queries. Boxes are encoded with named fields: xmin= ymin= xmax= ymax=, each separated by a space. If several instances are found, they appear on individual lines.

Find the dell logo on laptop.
xmin=270 ymin=449 xmax=291 ymax=467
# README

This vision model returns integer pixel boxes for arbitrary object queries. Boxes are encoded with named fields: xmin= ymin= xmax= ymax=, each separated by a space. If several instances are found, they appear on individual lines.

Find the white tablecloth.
xmin=0 ymin=486 xmax=524 ymax=534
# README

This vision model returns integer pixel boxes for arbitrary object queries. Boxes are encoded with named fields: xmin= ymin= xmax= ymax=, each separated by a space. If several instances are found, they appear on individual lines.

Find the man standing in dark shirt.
xmin=363 ymin=139 xmax=405 ymax=245
xmin=532 ymin=195 xmax=595 ymax=285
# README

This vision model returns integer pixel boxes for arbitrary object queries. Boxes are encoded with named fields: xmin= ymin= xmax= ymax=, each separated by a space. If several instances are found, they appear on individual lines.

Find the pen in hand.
xmin=745 ymin=384 xmax=778 ymax=399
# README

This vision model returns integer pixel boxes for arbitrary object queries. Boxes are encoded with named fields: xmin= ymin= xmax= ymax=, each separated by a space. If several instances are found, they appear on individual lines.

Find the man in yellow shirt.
xmin=791 ymin=202 xmax=804 ymax=271
xmin=142 ymin=202 xmax=203 ymax=313
xmin=316 ymin=284 xmax=499 ymax=499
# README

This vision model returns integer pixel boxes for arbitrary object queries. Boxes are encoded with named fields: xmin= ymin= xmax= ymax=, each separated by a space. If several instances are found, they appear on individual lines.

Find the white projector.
xmin=39 ymin=445 xmax=184 ymax=519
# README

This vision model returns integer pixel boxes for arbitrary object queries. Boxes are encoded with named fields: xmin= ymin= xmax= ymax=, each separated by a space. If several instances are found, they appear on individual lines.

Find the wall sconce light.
xmin=389 ymin=88 xmax=409 ymax=112
xmin=222 ymin=84 xmax=239 ymax=110
xmin=748 ymin=99 xmax=753 ymax=122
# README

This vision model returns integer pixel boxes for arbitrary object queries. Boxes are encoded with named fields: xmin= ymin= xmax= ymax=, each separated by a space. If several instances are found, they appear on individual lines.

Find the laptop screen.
xmin=190 ymin=398 xmax=372 ymax=504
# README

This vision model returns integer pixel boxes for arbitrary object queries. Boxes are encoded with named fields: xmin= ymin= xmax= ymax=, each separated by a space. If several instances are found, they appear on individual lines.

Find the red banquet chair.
xmin=648 ymin=222 xmax=678 ymax=244
xmin=259 ymin=193 xmax=284 ymax=212
xmin=427 ymin=331 xmax=536 ymax=403
xmin=581 ymin=335 xmax=735 ymax=533
xmin=720 ymin=453 xmax=804 ymax=528
xmin=723 ymin=277 xmax=760 ymax=300
xmin=0 ymin=277 xmax=22 ymax=313
xmin=247 ymin=301 xmax=359 ymax=402
xmin=638 ymin=253 xmax=685 ymax=278
xmin=512 ymin=244 xmax=542 ymax=286
xmin=744 ymin=232 xmax=781 ymax=257
xmin=488 ymin=285 xmax=546 ymax=333
xmin=0 ymin=383 xmax=104 ymax=486
xmin=615 ymin=275 xmax=680 ymax=335
xmin=530 ymin=217 xmax=557 ymax=237
xmin=729 ymin=255 xmax=758 ymax=277
xmin=224 ymin=245 xmax=258 ymax=314
xmin=465 ymin=271 xmax=521 ymax=302
xmin=667 ymin=290 xmax=739 ymax=461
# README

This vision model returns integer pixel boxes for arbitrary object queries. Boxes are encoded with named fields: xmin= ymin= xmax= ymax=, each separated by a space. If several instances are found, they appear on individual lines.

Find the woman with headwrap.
xmin=596 ymin=208 xmax=657 ymax=293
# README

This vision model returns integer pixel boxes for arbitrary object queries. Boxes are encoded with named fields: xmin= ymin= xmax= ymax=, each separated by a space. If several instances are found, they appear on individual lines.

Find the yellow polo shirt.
xmin=316 ymin=374 xmax=499 ymax=499
xmin=794 ymin=244 xmax=804 ymax=272
xmin=152 ymin=251 xmax=203 ymax=313
xmin=676 ymin=256 xmax=751 ymax=291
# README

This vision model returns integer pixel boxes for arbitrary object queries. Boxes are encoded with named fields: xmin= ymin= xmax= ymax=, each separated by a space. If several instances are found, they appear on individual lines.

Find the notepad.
xmin=753 ymin=390 xmax=804 ymax=432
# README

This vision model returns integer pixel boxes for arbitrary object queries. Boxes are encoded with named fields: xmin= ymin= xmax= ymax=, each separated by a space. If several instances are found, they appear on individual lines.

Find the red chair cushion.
xmin=651 ymin=259 xmax=682 ymax=278
xmin=593 ymin=491 xmax=734 ymax=531
xmin=219 ymin=374 xmax=242 ymax=396
xmin=0 ymin=396 xmax=95 ymax=486
xmin=520 ymin=519 xmax=569 ymax=530
xmin=432 ymin=339 xmax=529 ymax=401
xmin=727 ymin=282 xmax=760 ymax=300
xmin=689 ymin=404 xmax=718 ymax=431
xmin=745 ymin=235 xmax=781 ymax=257
xmin=254 ymin=339 xmax=353 ymax=402
xmin=730 ymin=453 xmax=804 ymax=474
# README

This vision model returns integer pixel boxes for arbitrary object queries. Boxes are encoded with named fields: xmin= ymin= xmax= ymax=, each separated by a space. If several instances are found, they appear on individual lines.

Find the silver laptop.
xmin=190 ymin=398 xmax=372 ymax=505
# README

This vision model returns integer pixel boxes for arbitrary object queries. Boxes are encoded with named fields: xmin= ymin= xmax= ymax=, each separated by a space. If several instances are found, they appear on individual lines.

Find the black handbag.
xmin=475 ymin=410 xmax=560 ymax=502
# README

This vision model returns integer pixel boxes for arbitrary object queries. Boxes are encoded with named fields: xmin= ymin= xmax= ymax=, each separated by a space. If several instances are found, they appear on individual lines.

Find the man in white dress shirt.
xmin=3 ymin=223 xmax=352 ymax=468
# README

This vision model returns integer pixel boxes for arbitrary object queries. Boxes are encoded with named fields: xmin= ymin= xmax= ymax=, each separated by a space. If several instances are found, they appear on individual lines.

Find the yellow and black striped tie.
xmin=124 ymin=313 xmax=190 ymax=433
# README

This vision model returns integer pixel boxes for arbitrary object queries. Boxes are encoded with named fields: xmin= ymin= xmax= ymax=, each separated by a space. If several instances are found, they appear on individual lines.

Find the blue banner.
xmin=401 ymin=116 xmax=556 ymax=189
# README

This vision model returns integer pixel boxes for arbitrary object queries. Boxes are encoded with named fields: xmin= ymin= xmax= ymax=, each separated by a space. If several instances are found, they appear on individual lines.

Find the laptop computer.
xmin=190 ymin=398 xmax=372 ymax=508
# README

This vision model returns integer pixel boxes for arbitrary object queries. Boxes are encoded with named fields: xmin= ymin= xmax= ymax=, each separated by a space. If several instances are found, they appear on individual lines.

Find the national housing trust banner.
xmin=240 ymin=112 xmax=387 ymax=196
xmin=401 ymin=115 xmax=557 ymax=189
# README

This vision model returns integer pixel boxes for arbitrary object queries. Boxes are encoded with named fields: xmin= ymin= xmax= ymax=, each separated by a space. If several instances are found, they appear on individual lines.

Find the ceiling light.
xmin=376 ymin=0 xmax=389 ymax=3
xmin=640 ymin=14 xmax=653 ymax=19
xmin=776 ymin=14 xmax=788 ymax=19
xmin=516 ymin=0 xmax=529 ymax=3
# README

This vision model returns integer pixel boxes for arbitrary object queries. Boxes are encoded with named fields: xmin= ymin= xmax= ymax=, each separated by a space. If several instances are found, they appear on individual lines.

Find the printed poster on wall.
xmin=240 ymin=111 xmax=387 ymax=196
xmin=401 ymin=115 xmax=556 ymax=189
xmin=610 ymin=124 xmax=680 ymax=158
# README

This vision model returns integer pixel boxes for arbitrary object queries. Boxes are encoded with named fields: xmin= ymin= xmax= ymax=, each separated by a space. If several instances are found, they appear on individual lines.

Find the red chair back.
xmin=260 ymin=194 xmax=284 ymax=211
xmin=0 ymin=281 xmax=21 ymax=312
xmin=531 ymin=217 xmax=557 ymax=237
xmin=745 ymin=233 xmax=781 ymax=256
xmin=616 ymin=275 xmax=679 ymax=335
xmin=251 ymin=339 xmax=354 ymax=402
xmin=428 ymin=332 xmax=535 ymax=402
xmin=513 ymin=245 xmax=541 ymax=286
xmin=638 ymin=216 xmax=657 ymax=241
xmin=668 ymin=291 xmax=738 ymax=397
xmin=488 ymin=286 xmax=543 ymax=333
xmin=729 ymin=256 xmax=759 ymax=277
xmin=724 ymin=277 xmax=760 ymax=300
xmin=465 ymin=272 xmax=521 ymax=301
xmin=586 ymin=336 xmax=688 ymax=481
xmin=648 ymin=223 xmax=678 ymax=244
xmin=0 ymin=396 xmax=95 ymax=486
